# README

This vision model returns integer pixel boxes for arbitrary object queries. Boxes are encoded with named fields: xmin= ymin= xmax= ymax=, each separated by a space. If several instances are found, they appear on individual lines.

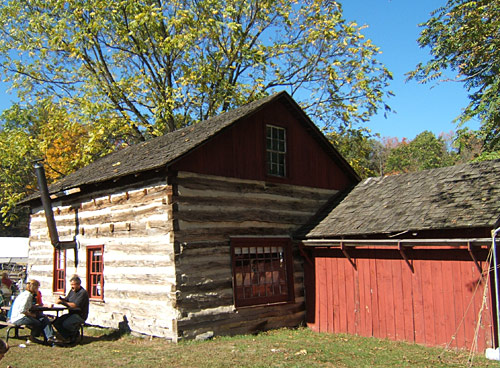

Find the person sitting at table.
xmin=9 ymin=279 xmax=56 ymax=344
xmin=30 ymin=282 xmax=54 ymax=321
xmin=0 ymin=272 xmax=13 ymax=305
xmin=35 ymin=288 xmax=43 ymax=306
xmin=53 ymin=275 xmax=89 ymax=343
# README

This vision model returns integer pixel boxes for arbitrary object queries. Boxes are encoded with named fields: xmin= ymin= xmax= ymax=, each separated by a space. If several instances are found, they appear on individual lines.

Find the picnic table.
xmin=31 ymin=304 xmax=77 ymax=318
xmin=1 ymin=304 xmax=82 ymax=343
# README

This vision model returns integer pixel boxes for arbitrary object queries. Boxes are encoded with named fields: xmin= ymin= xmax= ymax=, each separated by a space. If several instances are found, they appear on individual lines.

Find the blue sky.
xmin=342 ymin=0 xmax=478 ymax=140
xmin=0 ymin=1 xmax=477 ymax=141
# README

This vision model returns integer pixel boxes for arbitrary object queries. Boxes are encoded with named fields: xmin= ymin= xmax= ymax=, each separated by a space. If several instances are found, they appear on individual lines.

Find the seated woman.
xmin=9 ymin=280 xmax=56 ymax=344
xmin=0 ymin=272 xmax=13 ymax=305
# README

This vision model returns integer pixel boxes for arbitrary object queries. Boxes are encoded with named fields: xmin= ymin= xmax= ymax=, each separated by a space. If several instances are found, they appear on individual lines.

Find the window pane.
xmin=87 ymin=246 xmax=104 ymax=300
xmin=265 ymin=125 xmax=286 ymax=177
xmin=231 ymin=239 xmax=293 ymax=307
xmin=54 ymin=249 xmax=66 ymax=293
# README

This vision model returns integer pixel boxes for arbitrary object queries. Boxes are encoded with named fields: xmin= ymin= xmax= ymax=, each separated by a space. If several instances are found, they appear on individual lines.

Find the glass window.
xmin=266 ymin=125 xmax=287 ymax=177
xmin=53 ymin=248 xmax=66 ymax=293
xmin=231 ymin=238 xmax=294 ymax=307
xmin=87 ymin=245 xmax=104 ymax=300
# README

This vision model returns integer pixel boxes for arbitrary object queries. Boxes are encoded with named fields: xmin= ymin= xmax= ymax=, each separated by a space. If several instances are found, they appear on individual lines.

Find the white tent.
xmin=0 ymin=237 xmax=29 ymax=264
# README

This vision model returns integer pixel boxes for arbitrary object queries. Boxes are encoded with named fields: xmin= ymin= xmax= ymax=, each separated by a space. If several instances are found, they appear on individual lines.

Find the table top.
xmin=31 ymin=304 xmax=80 ymax=312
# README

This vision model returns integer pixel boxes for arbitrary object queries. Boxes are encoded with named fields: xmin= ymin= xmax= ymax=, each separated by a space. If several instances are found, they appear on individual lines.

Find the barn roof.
xmin=22 ymin=91 xmax=358 ymax=203
xmin=300 ymin=159 xmax=500 ymax=238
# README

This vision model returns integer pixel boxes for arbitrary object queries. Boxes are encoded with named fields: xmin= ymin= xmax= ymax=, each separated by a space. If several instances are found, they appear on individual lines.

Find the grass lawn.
xmin=1 ymin=326 xmax=496 ymax=367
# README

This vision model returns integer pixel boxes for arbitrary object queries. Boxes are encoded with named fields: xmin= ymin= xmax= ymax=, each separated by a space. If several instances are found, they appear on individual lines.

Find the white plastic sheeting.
xmin=0 ymin=237 xmax=29 ymax=264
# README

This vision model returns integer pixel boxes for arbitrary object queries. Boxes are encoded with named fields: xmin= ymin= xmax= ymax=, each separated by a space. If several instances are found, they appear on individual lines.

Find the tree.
xmin=452 ymin=127 xmax=483 ymax=162
xmin=0 ymin=99 xmax=123 ymax=230
xmin=408 ymin=0 xmax=500 ymax=156
xmin=384 ymin=131 xmax=456 ymax=174
xmin=328 ymin=128 xmax=385 ymax=178
xmin=0 ymin=0 xmax=392 ymax=144
xmin=0 ymin=119 xmax=35 ymax=235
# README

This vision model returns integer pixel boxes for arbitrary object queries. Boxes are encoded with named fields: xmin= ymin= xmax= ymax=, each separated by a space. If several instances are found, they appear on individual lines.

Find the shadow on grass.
xmin=52 ymin=328 xmax=130 ymax=348
xmin=57 ymin=316 xmax=133 ymax=347
xmin=80 ymin=329 xmax=128 ymax=344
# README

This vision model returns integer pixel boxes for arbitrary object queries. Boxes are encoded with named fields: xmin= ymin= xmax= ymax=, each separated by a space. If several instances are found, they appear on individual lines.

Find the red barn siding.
xmin=172 ymin=102 xmax=354 ymax=190
xmin=306 ymin=247 xmax=495 ymax=351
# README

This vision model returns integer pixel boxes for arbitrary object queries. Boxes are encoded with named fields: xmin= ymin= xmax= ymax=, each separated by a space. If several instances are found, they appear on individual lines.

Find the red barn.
xmin=298 ymin=160 xmax=500 ymax=351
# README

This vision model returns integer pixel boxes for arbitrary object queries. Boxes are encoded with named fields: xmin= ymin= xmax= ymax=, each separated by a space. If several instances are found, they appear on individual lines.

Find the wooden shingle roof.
xmin=302 ymin=159 xmax=500 ymax=238
xmin=22 ymin=91 xmax=358 ymax=203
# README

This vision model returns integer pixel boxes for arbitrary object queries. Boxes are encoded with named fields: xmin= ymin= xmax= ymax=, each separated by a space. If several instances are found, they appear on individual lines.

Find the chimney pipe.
xmin=34 ymin=161 xmax=61 ymax=247
xmin=33 ymin=161 xmax=78 ymax=265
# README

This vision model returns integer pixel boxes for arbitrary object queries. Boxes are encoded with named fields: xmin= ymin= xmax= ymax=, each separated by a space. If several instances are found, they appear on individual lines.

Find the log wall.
xmin=28 ymin=179 xmax=179 ymax=341
xmin=172 ymin=171 xmax=337 ymax=339
xmin=27 ymin=171 xmax=337 ymax=341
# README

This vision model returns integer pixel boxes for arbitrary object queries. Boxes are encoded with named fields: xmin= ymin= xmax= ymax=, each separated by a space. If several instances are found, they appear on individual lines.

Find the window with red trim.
xmin=231 ymin=238 xmax=294 ymax=307
xmin=87 ymin=245 xmax=104 ymax=300
xmin=53 ymin=248 xmax=66 ymax=293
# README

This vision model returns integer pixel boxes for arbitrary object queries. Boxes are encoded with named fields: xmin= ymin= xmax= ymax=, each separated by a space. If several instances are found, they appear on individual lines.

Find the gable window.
xmin=53 ymin=248 xmax=66 ymax=293
xmin=87 ymin=245 xmax=104 ymax=300
xmin=266 ymin=125 xmax=286 ymax=177
xmin=231 ymin=237 xmax=294 ymax=307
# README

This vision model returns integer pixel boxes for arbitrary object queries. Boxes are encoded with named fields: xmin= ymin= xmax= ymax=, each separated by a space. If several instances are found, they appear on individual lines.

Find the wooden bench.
xmin=0 ymin=316 xmax=84 ymax=344
xmin=0 ymin=320 xmax=25 ymax=342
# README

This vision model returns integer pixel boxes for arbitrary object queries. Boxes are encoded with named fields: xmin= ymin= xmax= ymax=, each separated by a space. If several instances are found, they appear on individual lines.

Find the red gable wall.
xmin=171 ymin=101 xmax=354 ymax=191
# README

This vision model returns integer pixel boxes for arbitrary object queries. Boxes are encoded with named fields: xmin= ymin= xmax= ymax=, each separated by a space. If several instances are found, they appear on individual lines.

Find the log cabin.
xmin=298 ymin=159 xmax=500 ymax=351
xmin=20 ymin=91 xmax=360 ymax=341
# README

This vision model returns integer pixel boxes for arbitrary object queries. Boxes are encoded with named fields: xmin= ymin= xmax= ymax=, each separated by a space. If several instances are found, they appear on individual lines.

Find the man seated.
xmin=53 ymin=275 xmax=89 ymax=343
xmin=9 ymin=279 xmax=56 ymax=344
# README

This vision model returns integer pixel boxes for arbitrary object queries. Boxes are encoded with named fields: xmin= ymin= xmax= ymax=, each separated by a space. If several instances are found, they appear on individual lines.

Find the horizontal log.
xmin=176 ymin=208 xmax=313 ymax=226
xmin=177 ymin=280 xmax=233 ymax=296
xmin=104 ymin=259 xmax=175 ymax=268
xmin=103 ymin=242 xmax=174 ymax=254
xmin=102 ymin=290 xmax=176 ymax=303
xmin=176 ymin=194 xmax=324 ymax=214
xmin=85 ymin=225 xmax=173 ymax=237
xmin=174 ymin=172 xmax=335 ymax=201
xmin=86 ymin=185 xmax=171 ymax=209
xmin=41 ymin=204 xmax=170 ymax=228
xmin=33 ymin=219 xmax=173 ymax=239
xmin=176 ymin=250 xmax=230 ymax=266
xmin=176 ymin=295 xmax=235 ymax=313
xmin=176 ymin=278 xmax=233 ymax=293
xmin=174 ymin=227 xmax=293 ymax=243
xmin=104 ymin=274 xmax=171 ymax=285
xmin=177 ymin=302 xmax=305 ymax=337
xmin=176 ymin=243 xmax=230 ymax=259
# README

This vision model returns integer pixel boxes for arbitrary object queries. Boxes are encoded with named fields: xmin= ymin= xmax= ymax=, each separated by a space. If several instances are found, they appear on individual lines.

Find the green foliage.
xmin=384 ymin=131 xmax=456 ymax=174
xmin=454 ymin=127 xmax=500 ymax=162
xmin=0 ymin=0 xmax=394 ymax=231
xmin=327 ymin=129 xmax=385 ymax=178
xmin=0 ymin=100 xmax=130 ymax=229
xmin=408 ymin=0 xmax=500 ymax=155
xmin=329 ymin=130 xmax=463 ymax=178
xmin=0 ymin=0 xmax=393 ymax=140
xmin=0 ymin=114 xmax=36 ymax=233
